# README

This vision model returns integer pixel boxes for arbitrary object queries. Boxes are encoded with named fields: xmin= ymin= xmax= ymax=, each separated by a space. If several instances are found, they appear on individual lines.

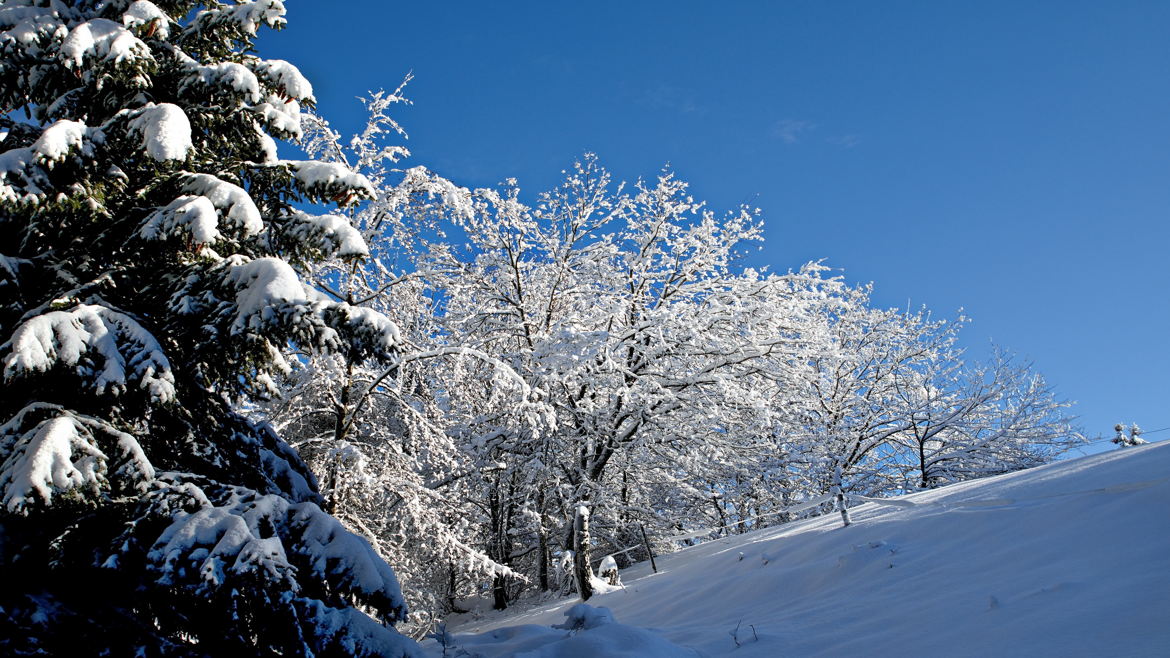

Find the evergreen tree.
xmin=0 ymin=1 xmax=417 ymax=655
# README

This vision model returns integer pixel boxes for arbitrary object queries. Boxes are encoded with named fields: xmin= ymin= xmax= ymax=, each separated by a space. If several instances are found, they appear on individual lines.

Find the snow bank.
xmin=433 ymin=442 xmax=1170 ymax=657
xmin=434 ymin=604 xmax=698 ymax=657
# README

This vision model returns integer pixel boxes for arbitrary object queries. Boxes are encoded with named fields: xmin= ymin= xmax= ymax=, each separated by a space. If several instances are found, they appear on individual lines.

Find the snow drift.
xmin=431 ymin=442 xmax=1170 ymax=657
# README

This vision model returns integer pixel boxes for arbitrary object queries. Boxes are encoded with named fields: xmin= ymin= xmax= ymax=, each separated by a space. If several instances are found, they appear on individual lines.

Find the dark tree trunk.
xmin=492 ymin=573 xmax=509 ymax=610
xmin=572 ymin=505 xmax=593 ymax=601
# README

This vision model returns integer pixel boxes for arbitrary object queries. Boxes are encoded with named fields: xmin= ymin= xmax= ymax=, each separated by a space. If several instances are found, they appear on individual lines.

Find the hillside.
xmin=427 ymin=442 xmax=1170 ymax=656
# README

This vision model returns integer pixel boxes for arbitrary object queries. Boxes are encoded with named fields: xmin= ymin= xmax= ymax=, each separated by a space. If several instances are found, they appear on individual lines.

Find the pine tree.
xmin=0 ymin=1 xmax=417 ymax=655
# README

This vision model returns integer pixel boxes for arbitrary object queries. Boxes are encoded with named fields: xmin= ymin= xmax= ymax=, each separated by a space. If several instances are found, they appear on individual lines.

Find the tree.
xmin=1112 ymin=423 xmax=1146 ymax=447
xmin=266 ymin=92 xmax=531 ymax=629
xmin=0 ymin=2 xmax=417 ymax=655
xmin=783 ymin=292 xmax=1080 ymax=498
xmin=888 ymin=351 xmax=1080 ymax=488
xmin=427 ymin=156 xmax=849 ymax=587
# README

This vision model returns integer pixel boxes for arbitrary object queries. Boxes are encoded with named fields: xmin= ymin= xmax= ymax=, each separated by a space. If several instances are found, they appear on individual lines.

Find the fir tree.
xmin=0 ymin=1 xmax=418 ymax=655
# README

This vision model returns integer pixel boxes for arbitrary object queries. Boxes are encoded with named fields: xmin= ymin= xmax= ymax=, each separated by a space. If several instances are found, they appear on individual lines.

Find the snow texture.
xmin=285 ymin=211 xmax=369 ymax=258
xmin=142 ymin=175 xmax=262 ymax=244
xmin=598 ymin=555 xmax=619 ymax=576
xmin=286 ymin=160 xmax=375 ymax=199
xmin=323 ymin=302 xmax=401 ymax=352
xmin=221 ymin=257 xmax=308 ymax=334
xmin=148 ymin=489 xmax=410 ymax=623
xmin=179 ymin=173 xmax=263 ymax=236
xmin=0 ymin=417 xmax=102 ymax=511
xmin=121 ymin=1 xmax=170 ymax=39
xmin=60 ymin=18 xmax=151 ymax=69
xmin=0 ymin=5 xmax=65 ymax=51
xmin=2 ymin=304 xmax=176 ymax=402
xmin=30 ymin=120 xmax=90 ymax=164
xmin=296 ymin=597 xmax=422 ymax=658
xmin=0 ymin=405 xmax=154 ymax=513
xmin=140 ymin=195 xmax=219 ymax=244
xmin=0 ymin=119 xmax=100 ymax=204
xmin=439 ymin=604 xmax=698 ymax=657
xmin=127 ymin=104 xmax=193 ymax=162
xmin=552 ymin=603 xmax=615 ymax=631
xmin=430 ymin=443 xmax=1170 ymax=657
xmin=224 ymin=0 xmax=286 ymax=37
xmin=252 ymin=97 xmax=303 ymax=139
xmin=250 ymin=58 xmax=313 ymax=101
xmin=191 ymin=62 xmax=261 ymax=103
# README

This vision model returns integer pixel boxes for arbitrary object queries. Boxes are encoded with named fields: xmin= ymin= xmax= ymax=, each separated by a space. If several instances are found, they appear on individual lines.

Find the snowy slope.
xmin=427 ymin=442 xmax=1170 ymax=657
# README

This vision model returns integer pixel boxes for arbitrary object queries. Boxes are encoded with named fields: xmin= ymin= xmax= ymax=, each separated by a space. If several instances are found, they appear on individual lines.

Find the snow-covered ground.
xmin=425 ymin=442 xmax=1170 ymax=656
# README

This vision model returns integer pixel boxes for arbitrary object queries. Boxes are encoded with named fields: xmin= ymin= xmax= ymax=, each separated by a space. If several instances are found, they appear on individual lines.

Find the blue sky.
xmin=259 ymin=1 xmax=1169 ymax=448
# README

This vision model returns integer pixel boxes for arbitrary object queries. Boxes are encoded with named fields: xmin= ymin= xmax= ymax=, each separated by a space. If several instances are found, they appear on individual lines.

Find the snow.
xmin=192 ymin=62 xmax=261 ymax=103
xmin=552 ymin=603 xmax=614 ymax=631
xmin=598 ymin=555 xmax=618 ymax=576
xmin=140 ymin=195 xmax=219 ymax=244
xmin=437 ymin=606 xmax=698 ymax=657
xmin=121 ymin=1 xmax=170 ymax=39
xmin=0 ymin=254 xmax=29 ymax=281
xmin=429 ymin=442 xmax=1170 ymax=656
xmin=150 ymin=498 xmax=297 ymax=589
xmin=2 ymin=304 xmax=176 ymax=402
xmin=296 ymin=597 xmax=422 ymax=658
xmin=148 ymin=487 xmax=409 ymax=631
xmin=286 ymin=160 xmax=375 ymax=199
xmin=221 ymin=257 xmax=308 ymax=335
xmin=0 ymin=416 xmax=103 ymax=512
xmin=323 ymin=302 xmax=401 ymax=352
xmin=59 ymin=18 xmax=151 ymax=69
xmin=250 ymin=58 xmax=313 ymax=101
xmin=126 ymin=104 xmax=192 ymax=162
xmin=225 ymin=0 xmax=286 ymax=37
xmin=285 ymin=211 xmax=369 ymax=258
xmin=179 ymin=173 xmax=263 ymax=236
xmin=0 ymin=8 xmax=65 ymax=55
xmin=253 ymin=97 xmax=303 ymax=139
xmin=30 ymin=120 xmax=90 ymax=164
xmin=0 ymin=404 xmax=154 ymax=513
xmin=291 ymin=501 xmax=409 ymax=617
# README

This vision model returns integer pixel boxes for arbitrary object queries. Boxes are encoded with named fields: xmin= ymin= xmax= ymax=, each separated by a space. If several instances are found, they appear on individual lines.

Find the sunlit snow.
xmin=429 ymin=443 xmax=1170 ymax=657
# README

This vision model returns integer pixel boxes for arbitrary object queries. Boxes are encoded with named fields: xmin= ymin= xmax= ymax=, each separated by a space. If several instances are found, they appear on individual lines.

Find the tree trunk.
xmin=639 ymin=524 xmax=658 ymax=574
xmin=538 ymin=528 xmax=550 ymax=591
xmin=491 ymin=573 xmax=509 ymax=610
xmin=537 ymin=489 xmax=550 ymax=591
xmin=572 ymin=505 xmax=593 ymax=601
xmin=832 ymin=464 xmax=852 ymax=528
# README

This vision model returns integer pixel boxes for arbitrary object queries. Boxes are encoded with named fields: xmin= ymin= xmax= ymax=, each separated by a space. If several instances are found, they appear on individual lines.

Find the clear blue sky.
xmin=259 ymin=1 xmax=1169 ymax=448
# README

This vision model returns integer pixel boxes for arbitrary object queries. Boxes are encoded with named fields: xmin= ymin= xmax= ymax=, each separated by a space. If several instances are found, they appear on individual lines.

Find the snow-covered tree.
xmin=0 ymin=2 xmax=417 ymax=655
xmin=423 ymin=157 xmax=853 ymax=590
xmin=781 ymin=293 xmax=1080 ymax=498
xmin=263 ymin=90 xmax=535 ymax=630
xmin=1112 ymin=423 xmax=1146 ymax=447
xmin=888 ymin=351 xmax=1079 ymax=488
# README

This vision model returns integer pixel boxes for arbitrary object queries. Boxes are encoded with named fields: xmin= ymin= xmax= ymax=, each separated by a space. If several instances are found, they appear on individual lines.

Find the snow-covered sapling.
xmin=599 ymin=554 xmax=621 ymax=586
xmin=1112 ymin=423 xmax=1147 ymax=447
